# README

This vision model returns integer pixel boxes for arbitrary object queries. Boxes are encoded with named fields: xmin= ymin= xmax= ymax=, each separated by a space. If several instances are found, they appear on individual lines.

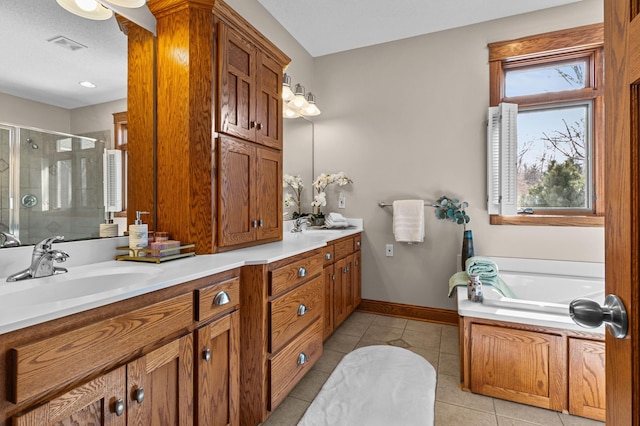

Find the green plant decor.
xmin=434 ymin=196 xmax=470 ymax=231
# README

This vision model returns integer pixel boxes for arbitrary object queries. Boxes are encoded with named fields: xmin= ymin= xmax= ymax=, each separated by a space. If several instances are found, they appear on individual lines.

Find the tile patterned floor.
xmin=261 ymin=312 xmax=605 ymax=426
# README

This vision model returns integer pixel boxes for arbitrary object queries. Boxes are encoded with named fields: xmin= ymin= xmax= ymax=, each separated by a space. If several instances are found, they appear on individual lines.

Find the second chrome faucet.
xmin=6 ymin=236 xmax=70 ymax=282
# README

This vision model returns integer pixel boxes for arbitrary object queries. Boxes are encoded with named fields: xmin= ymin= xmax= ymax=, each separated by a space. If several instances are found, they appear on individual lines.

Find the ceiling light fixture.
xmin=106 ymin=0 xmax=146 ymax=8
xmin=56 ymin=0 xmax=113 ymax=20
xmin=282 ymin=76 xmax=322 ymax=118
xmin=79 ymin=81 xmax=97 ymax=88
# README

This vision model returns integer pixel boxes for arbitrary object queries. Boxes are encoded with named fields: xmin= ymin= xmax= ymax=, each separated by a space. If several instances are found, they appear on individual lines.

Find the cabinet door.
xmin=127 ymin=334 xmax=194 ymax=426
xmin=323 ymin=265 xmax=335 ymax=340
xmin=470 ymin=324 xmax=564 ymax=411
xmin=569 ymin=338 xmax=605 ymax=421
xmin=218 ymin=137 xmax=257 ymax=247
xmin=12 ymin=366 xmax=126 ymax=426
xmin=255 ymin=146 xmax=282 ymax=241
xmin=255 ymin=52 xmax=283 ymax=149
xmin=353 ymin=250 xmax=362 ymax=308
xmin=333 ymin=257 xmax=351 ymax=328
xmin=196 ymin=311 xmax=240 ymax=426
xmin=218 ymin=23 xmax=256 ymax=141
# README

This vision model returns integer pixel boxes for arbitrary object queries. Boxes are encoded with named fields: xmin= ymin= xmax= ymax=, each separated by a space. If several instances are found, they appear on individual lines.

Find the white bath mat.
xmin=297 ymin=345 xmax=436 ymax=426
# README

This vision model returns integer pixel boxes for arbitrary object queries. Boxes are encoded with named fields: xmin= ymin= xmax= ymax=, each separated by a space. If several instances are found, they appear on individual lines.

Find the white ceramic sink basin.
xmin=0 ymin=264 xmax=163 ymax=307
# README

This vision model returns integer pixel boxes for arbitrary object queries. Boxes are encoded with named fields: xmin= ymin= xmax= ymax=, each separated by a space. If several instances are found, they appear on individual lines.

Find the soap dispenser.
xmin=129 ymin=211 xmax=150 ymax=255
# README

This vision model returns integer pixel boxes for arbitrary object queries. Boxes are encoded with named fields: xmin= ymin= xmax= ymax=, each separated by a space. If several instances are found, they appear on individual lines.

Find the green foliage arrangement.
xmin=434 ymin=196 xmax=470 ymax=231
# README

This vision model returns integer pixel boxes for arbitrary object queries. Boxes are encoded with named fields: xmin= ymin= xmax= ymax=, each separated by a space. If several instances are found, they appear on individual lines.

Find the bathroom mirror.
xmin=0 ymin=0 xmax=145 ymax=246
xmin=283 ymin=117 xmax=315 ymax=218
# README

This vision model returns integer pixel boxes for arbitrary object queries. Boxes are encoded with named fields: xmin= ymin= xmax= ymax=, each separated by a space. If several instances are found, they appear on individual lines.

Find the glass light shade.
xmin=303 ymin=93 xmax=321 ymax=116
xmin=56 ymin=0 xmax=113 ymax=19
xmin=105 ymin=0 xmax=146 ymax=8
xmin=282 ymin=73 xmax=295 ymax=101
xmin=283 ymin=103 xmax=301 ymax=119
xmin=292 ymin=84 xmax=308 ymax=109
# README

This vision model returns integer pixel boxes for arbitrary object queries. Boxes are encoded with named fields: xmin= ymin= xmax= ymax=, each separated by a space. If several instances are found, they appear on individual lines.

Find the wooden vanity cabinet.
xmin=240 ymin=249 xmax=324 ymax=425
xmin=1 ymin=270 xmax=241 ymax=426
xmin=218 ymin=135 xmax=282 ymax=249
xmin=322 ymin=233 xmax=362 ymax=339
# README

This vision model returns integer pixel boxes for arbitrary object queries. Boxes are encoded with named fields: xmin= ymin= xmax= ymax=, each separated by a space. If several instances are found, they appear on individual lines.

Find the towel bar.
xmin=378 ymin=201 xmax=438 ymax=208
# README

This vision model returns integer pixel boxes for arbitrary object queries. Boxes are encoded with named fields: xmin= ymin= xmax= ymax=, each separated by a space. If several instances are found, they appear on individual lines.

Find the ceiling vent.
xmin=47 ymin=35 xmax=87 ymax=51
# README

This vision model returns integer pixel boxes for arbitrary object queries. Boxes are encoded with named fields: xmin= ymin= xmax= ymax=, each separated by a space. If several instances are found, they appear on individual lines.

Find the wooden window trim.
xmin=489 ymin=24 xmax=604 ymax=227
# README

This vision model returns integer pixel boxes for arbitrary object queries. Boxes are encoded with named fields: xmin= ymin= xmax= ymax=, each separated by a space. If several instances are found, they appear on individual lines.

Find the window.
xmin=488 ymin=24 xmax=604 ymax=227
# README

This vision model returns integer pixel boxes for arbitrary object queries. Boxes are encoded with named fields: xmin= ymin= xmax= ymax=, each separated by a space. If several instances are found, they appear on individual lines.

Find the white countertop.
xmin=0 ymin=224 xmax=362 ymax=335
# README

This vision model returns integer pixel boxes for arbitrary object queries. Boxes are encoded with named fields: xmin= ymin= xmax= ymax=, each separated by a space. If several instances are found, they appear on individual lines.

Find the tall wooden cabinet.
xmin=145 ymin=0 xmax=289 ymax=254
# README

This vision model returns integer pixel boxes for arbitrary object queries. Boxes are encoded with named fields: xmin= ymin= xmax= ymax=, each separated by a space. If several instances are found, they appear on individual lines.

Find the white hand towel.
xmin=392 ymin=200 xmax=425 ymax=243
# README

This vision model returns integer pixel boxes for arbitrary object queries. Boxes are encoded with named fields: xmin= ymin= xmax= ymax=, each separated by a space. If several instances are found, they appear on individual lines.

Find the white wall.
xmin=71 ymin=98 xmax=127 ymax=147
xmin=311 ymin=0 xmax=604 ymax=310
xmin=0 ymin=93 xmax=71 ymax=132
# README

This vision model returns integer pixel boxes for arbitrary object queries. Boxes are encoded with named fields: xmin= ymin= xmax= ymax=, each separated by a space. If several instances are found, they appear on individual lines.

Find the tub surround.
xmin=0 ymin=220 xmax=362 ymax=335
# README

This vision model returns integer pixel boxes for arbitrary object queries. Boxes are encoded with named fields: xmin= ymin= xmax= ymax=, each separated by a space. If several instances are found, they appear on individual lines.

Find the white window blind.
xmin=487 ymin=103 xmax=518 ymax=215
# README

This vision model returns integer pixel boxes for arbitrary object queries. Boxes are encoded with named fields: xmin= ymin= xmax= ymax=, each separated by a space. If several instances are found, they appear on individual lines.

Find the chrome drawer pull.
xmin=256 ymin=122 xmax=264 ymax=130
xmin=356 ymin=241 xmax=361 ymax=247
xmin=297 ymin=352 xmax=308 ymax=365
xmin=213 ymin=290 xmax=231 ymax=306
xmin=259 ymin=219 xmax=264 ymax=227
xmin=325 ymin=252 xmax=332 ymax=260
xmin=297 ymin=304 xmax=308 ymax=316
xmin=133 ymin=387 xmax=145 ymax=404
xmin=203 ymin=348 xmax=211 ymax=362
xmin=252 ymin=220 xmax=258 ymax=228
xmin=298 ymin=267 xmax=307 ymax=277
xmin=114 ymin=399 xmax=125 ymax=416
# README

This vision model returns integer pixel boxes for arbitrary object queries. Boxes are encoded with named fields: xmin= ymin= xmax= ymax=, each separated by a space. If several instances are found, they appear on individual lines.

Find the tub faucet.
xmin=6 ymin=236 xmax=70 ymax=282
xmin=0 ymin=231 xmax=20 ymax=248
xmin=291 ymin=217 xmax=309 ymax=233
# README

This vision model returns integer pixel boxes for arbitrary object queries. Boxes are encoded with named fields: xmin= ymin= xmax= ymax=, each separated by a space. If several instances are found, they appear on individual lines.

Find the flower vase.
xmin=461 ymin=229 xmax=474 ymax=271
xmin=311 ymin=214 xmax=325 ymax=227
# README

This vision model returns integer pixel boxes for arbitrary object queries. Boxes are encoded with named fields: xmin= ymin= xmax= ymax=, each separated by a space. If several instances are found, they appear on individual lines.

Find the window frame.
xmin=488 ymin=24 xmax=604 ymax=227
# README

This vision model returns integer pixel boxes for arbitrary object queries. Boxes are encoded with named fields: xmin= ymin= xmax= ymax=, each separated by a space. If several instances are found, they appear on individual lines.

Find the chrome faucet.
xmin=291 ymin=217 xmax=309 ymax=233
xmin=6 ymin=236 xmax=70 ymax=282
xmin=0 ymin=231 xmax=20 ymax=248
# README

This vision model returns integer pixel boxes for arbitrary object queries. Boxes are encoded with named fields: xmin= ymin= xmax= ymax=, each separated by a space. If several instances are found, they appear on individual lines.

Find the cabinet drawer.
xmin=268 ymin=319 xmax=322 ymax=410
xmin=322 ymin=244 xmax=335 ymax=266
xmin=334 ymin=237 xmax=354 ymax=260
xmin=10 ymin=293 xmax=193 ymax=404
xmin=354 ymin=234 xmax=361 ymax=250
xmin=270 ymin=275 xmax=323 ymax=353
xmin=195 ymin=276 xmax=240 ymax=322
xmin=269 ymin=252 xmax=323 ymax=296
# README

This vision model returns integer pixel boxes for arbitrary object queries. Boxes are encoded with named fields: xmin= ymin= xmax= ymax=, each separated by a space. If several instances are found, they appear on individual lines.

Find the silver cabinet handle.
xmin=298 ymin=267 xmax=307 ymax=277
xmin=252 ymin=220 xmax=258 ymax=228
xmin=297 ymin=352 xmax=308 ymax=365
xmin=332 ymin=274 xmax=335 ymax=281
xmin=133 ymin=387 xmax=145 ymax=404
xmin=297 ymin=304 xmax=307 ymax=316
xmin=203 ymin=348 xmax=211 ymax=362
xmin=259 ymin=219 xmax=264 ymax=227
xmin=114 ymin=398 xmax=125 ymax=416
xmin=343 ymin=267 xmax=349 ymax=273
xmin=213 ymin=290 xmax=230 ymax=306
xmin=356 ymin=241 xmax=361 ymax=247
xmin=256 ymin=122 xmax=264 ymax=130
xmin=325 ymin=252 xmax=332 ymax=260
xmin=250 ymin=121 xmax=257 ymax=129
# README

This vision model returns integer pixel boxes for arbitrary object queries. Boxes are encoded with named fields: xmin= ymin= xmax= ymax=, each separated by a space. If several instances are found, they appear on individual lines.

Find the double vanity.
xmin=0 ymin=224 xmax=362 ymax=425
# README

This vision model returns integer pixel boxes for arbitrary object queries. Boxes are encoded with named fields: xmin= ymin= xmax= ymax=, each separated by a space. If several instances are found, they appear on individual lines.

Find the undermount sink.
xmin=0 ymin=264 xmax=163 ymax=308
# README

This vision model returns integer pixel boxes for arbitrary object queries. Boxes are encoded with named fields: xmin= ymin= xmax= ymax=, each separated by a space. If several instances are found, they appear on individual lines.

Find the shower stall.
xmin=0 ymin=123 xmax=107 ymax=245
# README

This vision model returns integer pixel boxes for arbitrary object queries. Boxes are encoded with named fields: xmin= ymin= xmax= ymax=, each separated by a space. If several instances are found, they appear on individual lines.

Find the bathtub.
xmin=456 ymin=256 xmax=605 ymax=334
xmin=458 ymin=257 xmax=606 ymax=420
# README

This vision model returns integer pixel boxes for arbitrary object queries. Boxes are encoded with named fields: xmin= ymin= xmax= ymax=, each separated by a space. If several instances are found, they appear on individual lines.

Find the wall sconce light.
xmin=283 ymin=76 xmax=321 ymax=118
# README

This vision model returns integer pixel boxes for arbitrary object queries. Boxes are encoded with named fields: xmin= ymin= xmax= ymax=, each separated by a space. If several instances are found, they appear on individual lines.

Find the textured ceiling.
xmin=0 ymin=0 xmax=127 ymax=109
xmin=258 ymin=0 xmax=583 ymax=57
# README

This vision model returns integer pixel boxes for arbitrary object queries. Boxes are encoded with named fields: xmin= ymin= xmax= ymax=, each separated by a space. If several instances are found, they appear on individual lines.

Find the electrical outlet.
xmin=338 ymin=192 xmax=346 ymax=209
xmin=386 ymin=244 xmax=394 ymax=257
